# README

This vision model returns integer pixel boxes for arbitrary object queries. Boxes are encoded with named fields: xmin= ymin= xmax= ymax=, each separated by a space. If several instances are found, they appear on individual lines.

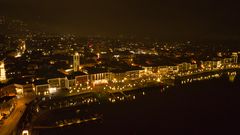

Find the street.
xmin=0 ymin=96 xmax=33 ymax=135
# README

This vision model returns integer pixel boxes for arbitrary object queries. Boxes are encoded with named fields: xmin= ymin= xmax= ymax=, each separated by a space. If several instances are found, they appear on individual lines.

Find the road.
xmin=0 ymin=96 xmax=34 ymax=135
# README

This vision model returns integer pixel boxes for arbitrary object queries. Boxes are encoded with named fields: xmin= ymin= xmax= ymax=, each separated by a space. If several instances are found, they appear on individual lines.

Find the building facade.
xmin=232 ymin=52 xmax=238 ymax=64
xmin=0 ymin=61 xmax=6 ymax=82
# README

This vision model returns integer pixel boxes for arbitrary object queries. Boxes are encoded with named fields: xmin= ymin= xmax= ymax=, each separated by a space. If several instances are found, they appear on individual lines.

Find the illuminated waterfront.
xmin=29 ymin=71 xmax=240 ymax=135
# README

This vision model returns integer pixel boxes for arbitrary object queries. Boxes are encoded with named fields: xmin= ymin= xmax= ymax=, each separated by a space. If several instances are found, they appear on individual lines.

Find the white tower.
xmin=73 ymin=52 xmax=80 ymax=72
xmin=0 ymin=61 xmax=6 ymax=82
xmin=231 ymin=52 xmax=238 ymax=64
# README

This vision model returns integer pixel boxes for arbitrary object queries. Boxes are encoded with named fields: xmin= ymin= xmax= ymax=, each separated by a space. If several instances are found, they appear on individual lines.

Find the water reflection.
xmin=228 ymin=72 xmax=237 ymax=82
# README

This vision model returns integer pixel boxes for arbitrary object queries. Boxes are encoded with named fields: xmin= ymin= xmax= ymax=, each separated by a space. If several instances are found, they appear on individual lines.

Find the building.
xmin=142 ymin=66 xmax=178 ymax=76
xmin=0 ymin=84 xmax=24 ymax=97
xmin=68 ymin=79 xmax=75 ymax=89
xmin=222 ymin=58 xmax=233 ymax=67
xmin=166 ymin=66 xmax=179 ymax=74
xmin=125 ymin=70 xmax=140 ymax=80
xmin=48 ymin=77 xmax=69 ymax=89
xmin=35 ymin=84 xmax=49 ymax=96
xmin=178 ymin=62 xmax=191 ymax=72
xmin=88 ymin=72 xmax=112 ymax=86
xmin=0 ymin=61 xmax=6 ymax=82
xmin=231 ymin=52 xmax=238 ymax=64
xmin=73 ymin=52 xmax=80 ymax=72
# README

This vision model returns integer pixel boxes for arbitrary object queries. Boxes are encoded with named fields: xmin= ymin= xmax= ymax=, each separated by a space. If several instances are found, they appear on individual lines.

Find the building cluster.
xmin=0 ymin=49 xmax=239 ymax=97
xmin=177 ymin=52 xmax=238 ymax=73
xmin=34 ymin=52 xmax=238 ymax=96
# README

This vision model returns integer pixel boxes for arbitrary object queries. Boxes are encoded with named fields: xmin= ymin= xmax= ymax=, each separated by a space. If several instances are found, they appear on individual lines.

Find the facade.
xmin=167 ymin=66 xmax=179 ymax=74
xmin=89 ymin=72 xmax=112 ymax=86
xmin=178 ymin=63 xmax=191 ymax=72
xmin=125 ymin=70 xmax=140 ymax=80
xmin=0 ymin=61 xmax=6 ymax=82
xmin=222 ymin=58 xmax=233 ymax=65
xmin=68 ymin=79 xmax=75 ymax=88
xmin=232 ymin=52 xmax=238 ymax=64
xmin=73 ymin=52 xmax=80 ymax=72
xmin=0 ymin=84 xmax=24 ymax=97
xmin=214 ymin=61 xmax=222 ymax=68
xmin=36 ymin=84 xmax=49 ymax=95
xmin=75 ymin=75 xmax=88 ymax=88
xmin=112 ymin=72 xmax=125 ymax=82
xmin=143 ymin=66 xmax=178 ymax=75
xmin=48 ymin=77 xmax=69 ymax=89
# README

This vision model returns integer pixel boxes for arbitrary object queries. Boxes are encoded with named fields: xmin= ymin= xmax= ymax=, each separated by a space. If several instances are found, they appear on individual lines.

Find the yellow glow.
xmin=49 ymin=87 xmax=57 ymax=93
xmin=16 ymin=88 xmax=23 ymax=94
xmin=75 ymin=52 xmax=79 ymax=56
xmin=22 ymin=130 xmax=29 ymax=135
xmin=0 ymin=61 xmax=6 ymax=81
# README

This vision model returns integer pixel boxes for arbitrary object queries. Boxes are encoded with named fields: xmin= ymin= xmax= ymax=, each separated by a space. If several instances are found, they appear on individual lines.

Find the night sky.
xmin=1 ymin=0 xmax=240 ymax=39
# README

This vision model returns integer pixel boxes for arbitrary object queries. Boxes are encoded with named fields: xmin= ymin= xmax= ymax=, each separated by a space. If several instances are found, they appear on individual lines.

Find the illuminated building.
xmin=203 ymin=61 xmax=216 ymax=69
xmin=0 ymin=84 xmax=24 ymax=96
xmin=36 ymin=77 xmax=70 ymax=96
xmin=15 ymin=39 xmax=26 ymax=58
xmin=143 ymin=66 xmax=153 ymax=74
xmin=68 ymin=79 xmax=76 ymax=88
xmin=112 ymin=72 xmax=127 ymax=82
xmin=75 ymin=75 xmax=88 ymax=86
xmin=231 ymin=52 xmax=238 ymax=64
xmin=125 ymin=70 xmax=140 ymax=80
xmin=169 ymin=66 xmax=179 ymax=74
xmin=216 ymin=61 xmax=222 ymax=68
xmin=178 ymin=62 xmax=191 ymax=72
xmin=156 ymin=66 xmax=178 ymax=75
xmin=35 ymin=84 xmax=49 ymax=95
xmin=142 ymin=66 xmax=178 ymax=75
xmin=0 ymin=61 xmax=6 ymax=82
xmin=213 ymin=61 xmax=222 ymax=68
xmin=220 ymin=58 xmax=233 ymax=68
xmin=73 ymin=52 xmax=80 ymax=72
xmin=88 ymin=72 xmax=112 ymax=86
xmin=48 ymin=77 xmax=69 ymax=89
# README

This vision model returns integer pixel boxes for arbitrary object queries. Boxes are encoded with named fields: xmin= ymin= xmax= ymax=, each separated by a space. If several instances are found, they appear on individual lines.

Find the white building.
xmin=0 ymin=61 xmax=6 ymax=82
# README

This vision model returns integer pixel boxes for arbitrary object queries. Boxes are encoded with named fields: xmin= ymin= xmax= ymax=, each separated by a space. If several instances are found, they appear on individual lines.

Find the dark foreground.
xmin=36 ymin=74 xmax=240 ymax=135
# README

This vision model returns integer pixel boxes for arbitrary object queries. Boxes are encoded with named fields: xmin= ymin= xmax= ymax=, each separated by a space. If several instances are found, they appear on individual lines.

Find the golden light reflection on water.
xmin=228 ymin=72 xmax=237 ymax=82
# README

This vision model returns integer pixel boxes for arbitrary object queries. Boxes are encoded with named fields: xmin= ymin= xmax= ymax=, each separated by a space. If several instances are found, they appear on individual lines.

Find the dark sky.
xmin=1 ymin=0 xmax=240 ymax=40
